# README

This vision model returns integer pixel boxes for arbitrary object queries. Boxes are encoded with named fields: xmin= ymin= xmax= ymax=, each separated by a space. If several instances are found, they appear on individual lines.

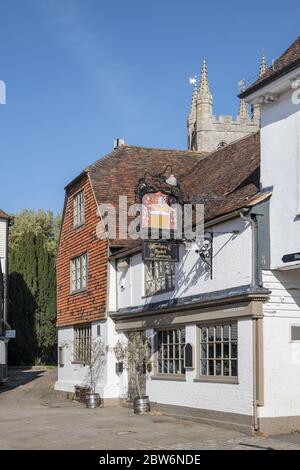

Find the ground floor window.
xmin=156 ymin=328 xmax=185 ymax=375
xmin=199 ymin=323 xmax=238 ymax=377
xmin=73 ymin=324 xmax=91 ymax=364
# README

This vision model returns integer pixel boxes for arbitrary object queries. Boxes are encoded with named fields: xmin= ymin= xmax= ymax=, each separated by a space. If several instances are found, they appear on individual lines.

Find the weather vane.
xmin=238 ymin=79 xmax=246 ymax=92
xmin=189 ymin=76 xmax=197 ymax=86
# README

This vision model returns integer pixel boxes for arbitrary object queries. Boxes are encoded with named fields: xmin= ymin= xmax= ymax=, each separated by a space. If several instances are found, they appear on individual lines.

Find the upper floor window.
xmin=73 ymin=190 xmax=85 ymax=228
xmin=73 ymin=324 xmax=91 ymax=364
xmin=199 ymin=323 xmax=238 ymax=378
xmin=156 ymin=328 xmax=185 ymax=375
xmin=145 ymin=260 xmax=175 ymax=296
xmin=71 ymin=253 xmax=87 ymax=293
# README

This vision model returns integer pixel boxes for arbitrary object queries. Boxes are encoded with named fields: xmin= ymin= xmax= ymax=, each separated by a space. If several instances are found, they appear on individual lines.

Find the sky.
xmin=0 ymin=0 xmax=299 ymax=215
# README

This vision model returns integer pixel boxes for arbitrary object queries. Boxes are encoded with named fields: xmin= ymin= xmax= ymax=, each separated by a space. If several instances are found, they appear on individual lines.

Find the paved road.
xmin=0 ymin=368 xmax=299 ymax=450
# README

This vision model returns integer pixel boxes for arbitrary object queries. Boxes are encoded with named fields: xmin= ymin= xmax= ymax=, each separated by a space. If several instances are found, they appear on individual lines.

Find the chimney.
xmin=114 ymin=138 xmax=125 ymax=149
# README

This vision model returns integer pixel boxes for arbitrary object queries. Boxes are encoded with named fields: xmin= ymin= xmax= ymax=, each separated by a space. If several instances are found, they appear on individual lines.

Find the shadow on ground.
xmin=0 ymin=368 xmax=45 ymax=393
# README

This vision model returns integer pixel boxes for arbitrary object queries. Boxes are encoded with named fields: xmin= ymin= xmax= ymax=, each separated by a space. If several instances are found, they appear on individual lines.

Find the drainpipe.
xmin=239 ymin=210 xmax=260 ymax=433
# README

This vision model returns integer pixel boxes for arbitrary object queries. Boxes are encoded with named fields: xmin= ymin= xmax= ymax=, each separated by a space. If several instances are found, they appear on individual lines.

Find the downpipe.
xmin=239 ymin=211 xmax=260 ymax=433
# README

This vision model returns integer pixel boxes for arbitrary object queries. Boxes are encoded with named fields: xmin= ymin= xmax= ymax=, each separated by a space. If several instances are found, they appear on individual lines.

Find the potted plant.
xmin=85 ymin=338 xmax=107 ymax=409
xmin=114 ymin=332 xmax=151 ymax=414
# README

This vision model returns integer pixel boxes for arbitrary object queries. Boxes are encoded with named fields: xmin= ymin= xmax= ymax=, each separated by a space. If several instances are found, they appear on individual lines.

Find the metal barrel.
xmin=133 ymin=396 xmax=150 ymax=414
xmin=85 ymin=393 xmax=101 ymax=409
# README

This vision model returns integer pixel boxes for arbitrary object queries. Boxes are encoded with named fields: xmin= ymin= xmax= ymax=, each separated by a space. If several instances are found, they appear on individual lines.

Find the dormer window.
xmin=73 ymin=190 xmax=85 ymax=228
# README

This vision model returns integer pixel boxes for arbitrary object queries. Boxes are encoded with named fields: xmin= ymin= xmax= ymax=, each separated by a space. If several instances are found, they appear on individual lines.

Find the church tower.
xmin=187 ymin=55 xmax=267 ymax=152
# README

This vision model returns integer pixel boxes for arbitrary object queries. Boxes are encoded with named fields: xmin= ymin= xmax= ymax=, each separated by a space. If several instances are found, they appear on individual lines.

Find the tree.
xmin=114 ymin=333 xmax=151 ymax=400
xmin=8 ymin=210 xmax=61 ymax=365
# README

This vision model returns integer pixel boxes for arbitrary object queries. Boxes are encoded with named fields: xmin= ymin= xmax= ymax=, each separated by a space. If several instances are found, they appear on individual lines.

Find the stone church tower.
xmin=187 ymin=55 xmax=267 ymax=152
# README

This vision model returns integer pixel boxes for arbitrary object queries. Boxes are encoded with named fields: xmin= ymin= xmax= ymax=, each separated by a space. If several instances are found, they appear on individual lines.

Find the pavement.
xmin=0 ymin=368 xmax=300 ymax=450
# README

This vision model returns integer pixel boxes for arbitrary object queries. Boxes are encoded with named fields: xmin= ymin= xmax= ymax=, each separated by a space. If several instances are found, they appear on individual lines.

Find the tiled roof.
xmin=240 ymin=37 xmax=300 ymax=98
xmin=0 ymin=209 xmax=10 ymax=220
xmin=182 ymin=131 xmax=260 ymax=221
xmin=66 ymin=132 xmax=261 ymax=250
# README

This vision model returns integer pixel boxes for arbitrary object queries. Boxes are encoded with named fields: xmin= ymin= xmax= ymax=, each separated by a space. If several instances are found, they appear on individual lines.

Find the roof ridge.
xmin=121 ymin=143 xmax=208 ymax=155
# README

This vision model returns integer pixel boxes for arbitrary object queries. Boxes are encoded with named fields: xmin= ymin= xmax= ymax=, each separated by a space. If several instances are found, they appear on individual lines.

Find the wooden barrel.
xmin=85 ymin=393 xmax=101 ymax=409
xmin=133 ymin=396 xmax=150 ymax=414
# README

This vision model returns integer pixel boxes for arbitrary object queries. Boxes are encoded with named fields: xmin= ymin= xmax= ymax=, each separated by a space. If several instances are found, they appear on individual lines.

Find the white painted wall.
xmin=55 ymin=318 xmax=126 ymax=400
xmin=110 ymin=217 xmax=252 ymax=311
xmin=260 ymin=269 xmax=300 ymax=418
xmin=147 ymin=319 xmax=253 ymax=416
xmin=260 ymin=87 xmax=300 ymax=269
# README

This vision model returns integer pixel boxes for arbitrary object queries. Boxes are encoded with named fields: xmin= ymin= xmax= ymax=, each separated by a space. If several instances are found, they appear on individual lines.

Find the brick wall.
xmin=56 ymin=174 xmax=109 ymax=327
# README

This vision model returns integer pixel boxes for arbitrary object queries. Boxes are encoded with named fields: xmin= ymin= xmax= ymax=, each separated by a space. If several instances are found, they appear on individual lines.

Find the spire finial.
xmin=188 ymin=76 xmax=198 ymax=116
xmin=198 ymin=59 xmax=212 ymax=102
xmin=259 ymin=52 xmax=267 ymax=78
xmin=238 ymin=98 xmax=249 ymax=119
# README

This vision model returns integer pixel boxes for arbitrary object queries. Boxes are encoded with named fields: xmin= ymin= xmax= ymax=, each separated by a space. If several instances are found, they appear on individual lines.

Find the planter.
xmin=133 ymin=396 xmax=150 ymax=414
xmin=85 ymin=392 xmax=101 ymax=409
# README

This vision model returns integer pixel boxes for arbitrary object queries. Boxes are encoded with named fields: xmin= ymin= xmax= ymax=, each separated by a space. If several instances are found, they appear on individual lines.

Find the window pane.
xmin=208 ymin=360 xmax=214 ymax=375
xmin=223 ymin=360 xmax=230 ymax=376
xmin=215 ymin=325 xmax=222 ymax=341
xmin=208 ymin=327 xmax=214 ymax=342
xmin=231 ymin=342 xmax=237 ymax=359
xmin=201 ymin=343 xmax=207 ymax=359
xmin=231 ymin=360 xmax=238 ymax=377
xmin=223 ymin=325 xmax=229 ymax=340
xmin=201 ymin=327 xmax=207 ymax=342
xmin=201 ymin=360 xmax=207 ymax=375
xmin=216 ymin=360 xmax=222 ymax=376
xmin=223 ymin=342 xmax=229 ymax=358
xmin=208 ymin=344 xmax=214 ymax=358
xmin=231 ymin=324 xmax=238 ymax=341
xmin=216 ymin=343 xmax=222 ymax=358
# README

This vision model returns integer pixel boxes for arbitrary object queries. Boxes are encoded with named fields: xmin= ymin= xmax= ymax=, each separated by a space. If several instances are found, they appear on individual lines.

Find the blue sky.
xmin=0 ymin=0 xmax=299 ymax=214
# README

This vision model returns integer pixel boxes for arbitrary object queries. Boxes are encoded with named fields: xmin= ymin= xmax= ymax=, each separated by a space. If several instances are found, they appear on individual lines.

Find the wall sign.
xmin=5 ymin=330 xmax=16 ymax=339
xmin=142 ymin=241 xmax=179 ymax=262
xmin=184 ymin=343 xmax=194 ymax=369
xmin=282 ymin=252 xmax=300 ymax=263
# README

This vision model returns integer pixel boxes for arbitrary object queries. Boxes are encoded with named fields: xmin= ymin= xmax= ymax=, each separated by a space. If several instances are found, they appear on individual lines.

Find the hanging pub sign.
xmin=282 ymin=252 xmax=300 ymax=263
xmin=141 ymin=192 xmax=178 ymax=232
xmin=142 ymin=240 xmax=179 ymax=262
xmin=135 ymin=165 xmax=186 ymax=240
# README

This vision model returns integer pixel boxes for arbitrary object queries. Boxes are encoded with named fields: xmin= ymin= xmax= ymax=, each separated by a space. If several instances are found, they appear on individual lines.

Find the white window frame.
xmin=73 ymin=324 xmax=91 ymax=364
xmin=71 ymin=253 xmax=88 ymax=293
xmin=144 ymin=260 xmax=175 ymax=296
xmin=155 ymin=328 xmax=185 ymax=376
xmin=73 ymin=190 xmax=85 ymax=228
xmin=198 ymin=323 xmax=238 ymax=380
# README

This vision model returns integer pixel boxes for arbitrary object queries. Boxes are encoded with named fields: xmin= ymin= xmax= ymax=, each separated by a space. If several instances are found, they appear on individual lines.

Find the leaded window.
xmin=199 ymin=323 xmax=238 ymax=377
xmin=73 ymin=190 xmax=85 ymax=228
xmin=71 ymin=253 xmax=87 ymax=293
xmin=145 ymin=260 xmax=175 ymax=296
xmin=73 ymin=324 xmax=91 ymax=364
xmin=156 ymin=328 xmax=185 ymax=375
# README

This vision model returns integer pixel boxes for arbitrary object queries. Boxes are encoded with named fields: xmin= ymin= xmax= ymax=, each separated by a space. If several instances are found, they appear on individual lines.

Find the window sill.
xmin=194 ymin=376 xmax=239 ymax=385
xmin=142 ymin=288 xmax=175 ymax=299
xmin=151 ymin=374 xmax=186 ymax=382
xmin=70 ymin=288 xmax=87 ymax=296
xmin=73 ymin=222 xmax=85 ymax=230
xmin=71 ymin=361 xmax=89 ymax=366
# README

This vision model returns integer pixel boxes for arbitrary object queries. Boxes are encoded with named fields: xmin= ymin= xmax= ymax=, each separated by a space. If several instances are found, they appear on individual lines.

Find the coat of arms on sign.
xmin=135 ymin=165 xmax=186 ymax=233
